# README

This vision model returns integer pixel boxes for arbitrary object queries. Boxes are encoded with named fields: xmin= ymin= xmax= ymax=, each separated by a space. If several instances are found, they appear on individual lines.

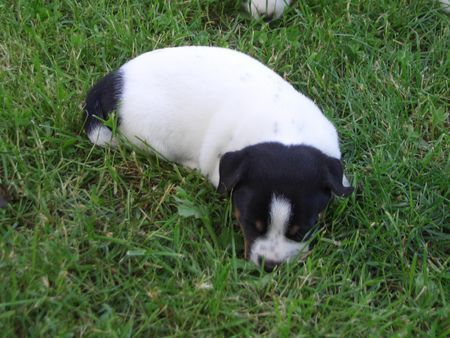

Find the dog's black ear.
xmin=324 ymin=157 xmax=354 ymax=197
xmin=217 ymin=150 xmax=247 ymax=195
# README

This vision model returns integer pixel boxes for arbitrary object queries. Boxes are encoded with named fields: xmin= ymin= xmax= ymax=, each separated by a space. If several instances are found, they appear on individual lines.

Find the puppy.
xmin=84 ymin=46 xmax=353 ymax=271
xmin=244 ymin=0 xmax=292 ymax=20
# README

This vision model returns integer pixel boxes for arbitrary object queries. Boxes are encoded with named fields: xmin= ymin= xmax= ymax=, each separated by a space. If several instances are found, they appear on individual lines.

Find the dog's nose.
xmin=258 ymin=256 xmax=280 ymax=272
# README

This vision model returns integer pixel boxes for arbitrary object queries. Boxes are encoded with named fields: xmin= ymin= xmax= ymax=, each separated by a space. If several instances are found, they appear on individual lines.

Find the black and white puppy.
xmin=84 ymin=46 xmax=353 ymax=271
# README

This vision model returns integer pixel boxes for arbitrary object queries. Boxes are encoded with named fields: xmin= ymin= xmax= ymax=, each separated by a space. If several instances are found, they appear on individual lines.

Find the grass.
xmin=0 ymin=0 xmax=448 ymax=336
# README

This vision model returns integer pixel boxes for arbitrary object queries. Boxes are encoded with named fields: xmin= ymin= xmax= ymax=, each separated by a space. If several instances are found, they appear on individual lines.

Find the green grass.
xmin=0 ymin=0 xmax=449 ymax=336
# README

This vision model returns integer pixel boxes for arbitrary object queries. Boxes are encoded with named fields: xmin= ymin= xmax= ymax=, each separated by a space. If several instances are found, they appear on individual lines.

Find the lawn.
xmin=0 ymin=0 xmax=449 ymax=336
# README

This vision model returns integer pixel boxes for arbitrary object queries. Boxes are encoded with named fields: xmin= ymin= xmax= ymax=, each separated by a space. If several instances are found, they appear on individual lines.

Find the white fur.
xmin=244 ymin=0 xmax=292 ymax=19
xmin=440 ymin=0 xmax=450 ymax=12
xmin=88 ymin=125 xmax=116 ymax=147
xmin=96 ymin=46 xmax=343 ymax=187
xmin=250 ymin=195 xmax=309 ymax=264
xmin=342 ymin=174 xmax=351 ymax=188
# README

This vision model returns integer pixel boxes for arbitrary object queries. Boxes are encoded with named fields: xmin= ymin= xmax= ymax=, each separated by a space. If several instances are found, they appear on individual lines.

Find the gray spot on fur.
xmin=240 ymin=72 xmax=251 ymax=82
xmin=273 ymin=122 xmax=279 ymax=134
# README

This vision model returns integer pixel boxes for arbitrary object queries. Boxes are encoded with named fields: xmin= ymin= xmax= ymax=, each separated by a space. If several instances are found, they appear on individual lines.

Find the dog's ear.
xmin=324 ymin=157 xmax=354 ymax=197
xmin=217 ymin=150 xmax=247 ymax=195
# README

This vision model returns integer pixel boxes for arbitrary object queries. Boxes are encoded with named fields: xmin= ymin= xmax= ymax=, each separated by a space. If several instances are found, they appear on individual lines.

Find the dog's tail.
xmin=83 ymin=71 xmax=123 ymax=146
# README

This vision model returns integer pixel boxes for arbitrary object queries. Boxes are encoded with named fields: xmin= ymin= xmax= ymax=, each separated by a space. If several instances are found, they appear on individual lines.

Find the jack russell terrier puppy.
xmin=84 ymin=46 xmax=353 ymax=272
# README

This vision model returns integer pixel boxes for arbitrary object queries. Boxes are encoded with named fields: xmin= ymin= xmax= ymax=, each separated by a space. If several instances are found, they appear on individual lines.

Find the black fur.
xmin=84 ymin=71 xmax=123 ymax=135
xmin=218 ymin=143 xmax=353 ymax=263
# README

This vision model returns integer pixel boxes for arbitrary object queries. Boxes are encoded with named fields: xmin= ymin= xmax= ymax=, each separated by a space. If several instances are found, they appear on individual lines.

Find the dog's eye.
xmin=255 ymin=220 xmax=265 ymax=233
xmin=288 ymin=225 xmax=301 ymax=236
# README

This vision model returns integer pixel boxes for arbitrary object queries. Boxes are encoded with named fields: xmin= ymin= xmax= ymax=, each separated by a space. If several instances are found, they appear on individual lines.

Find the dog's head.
xmin=218 ymin=143 xmax=353 ymax=272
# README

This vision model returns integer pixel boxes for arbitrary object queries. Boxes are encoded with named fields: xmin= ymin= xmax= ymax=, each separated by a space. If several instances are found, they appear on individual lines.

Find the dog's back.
xmin=84 ymin=47 xmax=340 ymax=185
